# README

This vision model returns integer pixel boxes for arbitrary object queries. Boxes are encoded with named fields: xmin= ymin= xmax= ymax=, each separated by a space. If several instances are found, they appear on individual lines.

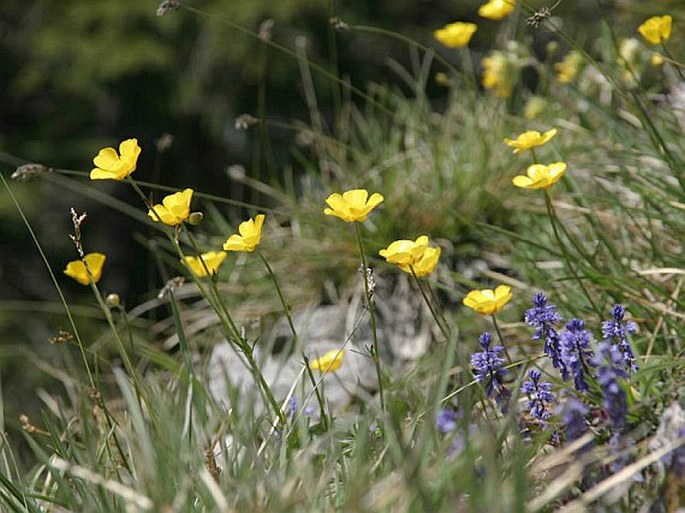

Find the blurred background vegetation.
xmin=0 ymin=0 xmax=683 ymax=458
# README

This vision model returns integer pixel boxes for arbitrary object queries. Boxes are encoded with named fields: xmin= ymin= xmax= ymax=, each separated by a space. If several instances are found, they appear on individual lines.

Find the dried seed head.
xmin=157 ymin=0 xmax=181 ymax=16
xmin=234 ymin=114 xmax=258 ymax=130
xmin=49 ymin=329 xmax=75 ymax=345
xmin=526 ymin=7 xmax=552 ymax=28
xmin=329 ymin=17 xmax=349 ymax=32
xmin=19 ymin=414 xmax=36 ymax=433
xmin=69 ymin=208 xmax=88 ymax=257
xmin=158 ymin=276 xmax=186 ymax=299
xmin=11 ymin=163 xmax=52 ymax=182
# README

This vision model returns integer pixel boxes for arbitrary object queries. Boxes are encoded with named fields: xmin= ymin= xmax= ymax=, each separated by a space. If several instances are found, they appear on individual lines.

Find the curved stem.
xmin=354 ymin=222 xmax=385 ymax=412
xmin=257 ymin=249 xmax=299 ymax=345
xmin=491 ymin=314 xmax=513 ymax=364
xmin=544 ymin=190 xmax=601 ymax=317
xmin=410 ymin=268 xmax=451 ymax=341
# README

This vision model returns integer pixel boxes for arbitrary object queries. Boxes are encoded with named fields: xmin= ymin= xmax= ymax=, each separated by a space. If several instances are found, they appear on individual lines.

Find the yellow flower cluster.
xmin=378 ymin=236 xmax=441 ymax=277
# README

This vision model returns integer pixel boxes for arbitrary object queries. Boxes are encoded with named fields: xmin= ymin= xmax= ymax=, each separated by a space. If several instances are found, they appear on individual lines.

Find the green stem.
xmin=410 ymin=268 xmax=451 ymax=341
xmin=491 ymin=314 xmax=513 ymax=364
xmin=257 ymin=249 xmax=299 ymax=345
xmin=354 ymin=222 xmax=385 ymax=412
xmin=661 ymin=43 xmax=685 ymax=82
xmin=544 ymin=190 xmax=601 ymax=317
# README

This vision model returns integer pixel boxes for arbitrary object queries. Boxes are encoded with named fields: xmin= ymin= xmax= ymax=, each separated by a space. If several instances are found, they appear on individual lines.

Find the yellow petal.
xmin=93 ymin=147 xmax=119 ymax=170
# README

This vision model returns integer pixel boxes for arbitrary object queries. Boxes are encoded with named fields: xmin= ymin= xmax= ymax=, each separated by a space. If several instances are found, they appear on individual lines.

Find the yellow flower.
xmin=323 ymin=189 xmax=384 ymax=222
xmin=182 ymin=251 xmax=227 ymax=277
xmin=651 ymin=52 xmax=665 ymax=66
xmin=412 ymin=246 xmax=441 ymax=277
xmin=148 ymin=188 xmax=194 ymax=226
xmin=478 ymin=0 xmax=515 ymax=20
xmin=555 ymin=51 xmax=584 ymax=84
xmin=638 ymin=15 xmax=672 ymax=45
xmin=64 ymin=253 xmax=106 ymax=285
xmin=223 ymin=214 xmax=265 ymax=252
xmin=309 ymin=349 xmax=345 ymax=373
xmin=379 ymin=235 xmax=441 ymax=277
xmin=503 ymin=129 xmax=557 ymax=154
xmin=482 ymin=51 xmax=516 ymax=97
xmin=463 ymin=285 xmax=512 ymax=315
xmin=512 ymin=162 xmax=567 ymax=190
xmin=90 ymin=139 xmax=141 ymax=180
xmin=434 ymin=22 xmax=478 ymax=48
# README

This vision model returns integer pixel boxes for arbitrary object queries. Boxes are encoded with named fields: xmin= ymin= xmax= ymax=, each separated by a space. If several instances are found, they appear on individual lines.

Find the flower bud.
xmin=188 ymin=212 xmax=204 ymax=225
xmin=106 ymin=293 xmax=121 ymax=308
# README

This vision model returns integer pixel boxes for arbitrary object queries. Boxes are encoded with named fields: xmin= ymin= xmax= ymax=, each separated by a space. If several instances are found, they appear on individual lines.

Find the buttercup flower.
xmin=463 ymin=285 xmax=512 ymax=315
xmin=90 ymin=138 xmax=141 ymax=180
xmin=555 ymin=51 xmax=584 ymax=84
xmin=148 ymin=188 xmax=193 ymax=226
xmin=482 ymin=51 xmax=516 ymax=97
xmin=223 ymin=214 xmax=265 ymax=252
xmin=379 ymin=236 xmax=441 ymax=276
xmin=182 ymin=251 xmax=227 ymax=277
xmin=512 ymin=162 xmax=567 ymax=190
xmin=411 ymin=246 xmax=441 ymax=277
xmin=638 ymin=15 xmax=672 ymax=45
xmin=64 ymin=253 xmax=106 ymax=285
xmin=478 ymin=0 xmax=515 ymax=20
xmin=504 ymin=129 xmax=557 ymax=154
xmin=309 ymin=349 xmax=345 ymax=373
xmin=434 ymin=22 xmax=478 ymax=48
xmin=323 ymin=189 xmax=384 ymax=222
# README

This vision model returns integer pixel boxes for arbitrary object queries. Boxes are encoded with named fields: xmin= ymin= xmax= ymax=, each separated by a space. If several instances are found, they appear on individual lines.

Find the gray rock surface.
xmin=207 ymin=274 xmax=438 ymax=414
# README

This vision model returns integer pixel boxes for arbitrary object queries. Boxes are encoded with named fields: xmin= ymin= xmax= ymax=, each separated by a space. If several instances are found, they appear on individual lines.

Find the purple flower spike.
xmin=593 ymin=342 xmax=628 ymax=430
xmin=524 ymin=292 xmax=566 ymax=378
xmin=471 ymin=332 xmax=510 ymax=408
xmin=602 ymin=304 xmax=638 ymax=373
xmin=521 ymin=369 xmax=556 ymax=426
xmin=559 ymin=319 xmax=596 ymax=393
xmin=562 ymin=398 xmax=589 ymax=442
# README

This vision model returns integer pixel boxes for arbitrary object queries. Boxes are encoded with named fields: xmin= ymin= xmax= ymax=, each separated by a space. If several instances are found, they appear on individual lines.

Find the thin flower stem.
xmin=180 ymin=228 xmax=286 ymax=424
xmin=128 ymin=177 xmax=284 ymax=423
xmin=257 ymin=249 xmax=299 ymax=345
xmin=303 ymin=356 xmax=329 ymax=431
xmin=1 ymin=176 xmax=134 ymax=474
xmin=661 ymin=43 xmax=685 ymax=81
xmin=491 ymin=315 xmax=513 ymax=364
xmin=530 ymin=148 xmax=538 ymax=164
xmin=354 ymin=222 xmax=385 ymax=412
xmin=410 ymin=268 xmax=451 ymax=341
xmin=87 ymin=279 xmax=147 ymax=411
xmin=544 ymin=191 xmax=601 ymax=317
